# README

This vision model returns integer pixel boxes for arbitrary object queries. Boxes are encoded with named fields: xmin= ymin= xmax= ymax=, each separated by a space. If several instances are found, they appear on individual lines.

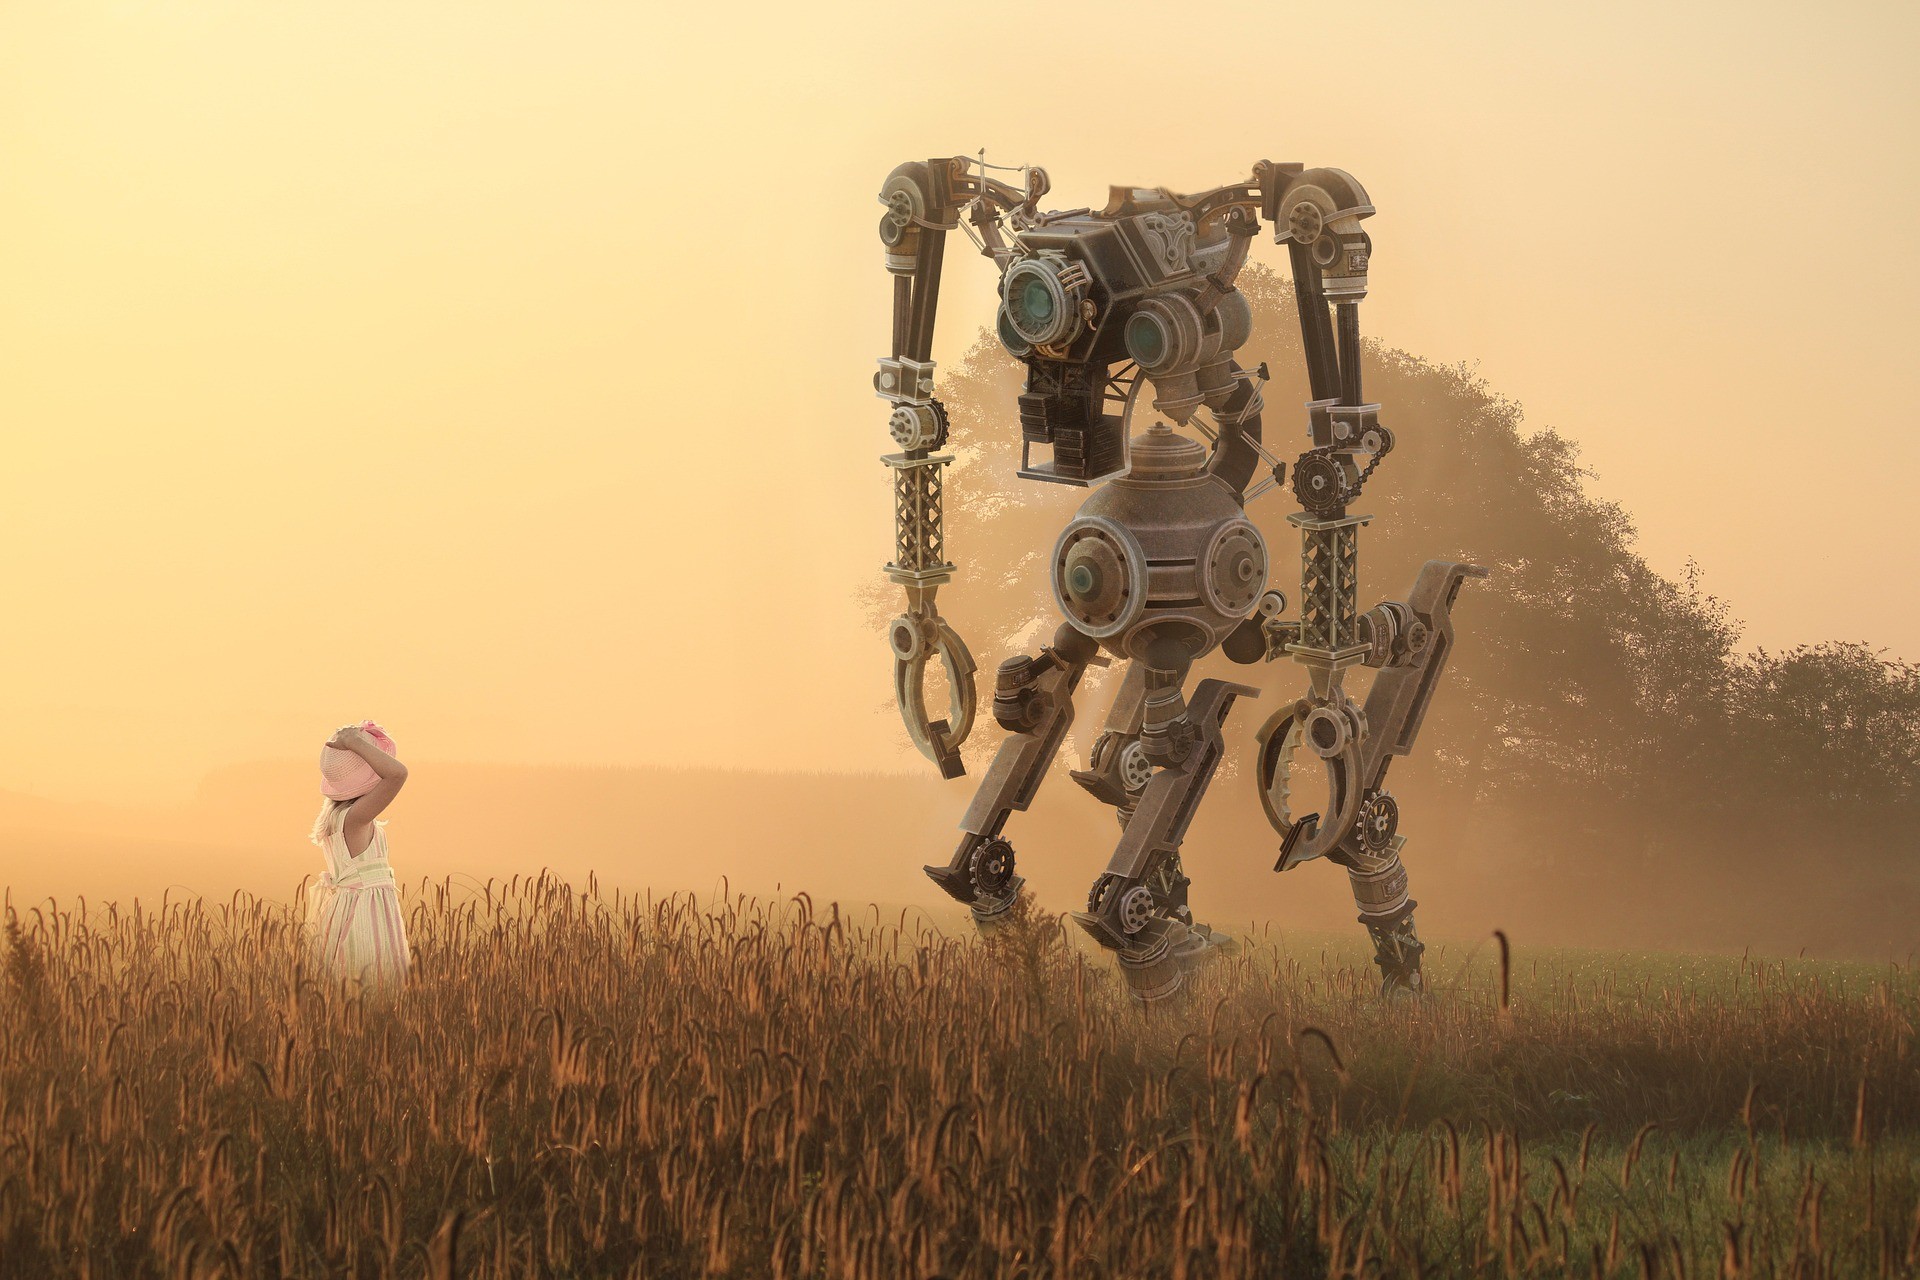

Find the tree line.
xmin=866 ymin=264 xmax=1919 ymax=910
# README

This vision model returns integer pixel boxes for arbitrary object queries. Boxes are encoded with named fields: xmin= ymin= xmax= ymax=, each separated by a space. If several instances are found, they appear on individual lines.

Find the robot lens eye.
xmin=1067 ymin=563 xmax=1101 ymax=597
xmin=1020 ymin=277 xmax=1055 ymax=323
xmin=1125 ymin=313 xmax=1166 ymax=367
xmin=1003 ymin=261 xmax=1080 ymax=346
xmin=996 ymin=309 xmax=1032 ymax=356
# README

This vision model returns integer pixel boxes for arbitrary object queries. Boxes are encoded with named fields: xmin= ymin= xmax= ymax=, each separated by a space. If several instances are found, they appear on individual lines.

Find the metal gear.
xmin=1356 ymin=792 xmax=1399 ymax=851
xmin=1256 ymin=693 xmax=1367 ymax=873
xmin=1260 ymin=712 xmax=1307 ymax=833
xmin=969 ymin=838 xmax=1016 ymax=897
xmin=888 ymin=402 xmax=944 ymax=450
xmin=1117 ymin=884 xmax=1158 ymax=935
xmin=1087 ymin=873 xmax=1118 ymax=914
xmin=1304 ymin=702 xmax=1354 ymax=758
xmin=1292 ymin=451 xmax=1349 ymax=517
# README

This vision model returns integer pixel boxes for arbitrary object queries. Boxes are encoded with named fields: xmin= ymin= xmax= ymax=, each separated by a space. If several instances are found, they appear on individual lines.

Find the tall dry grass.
xmin=0 ymin=875 xmax=1915 ymax=1278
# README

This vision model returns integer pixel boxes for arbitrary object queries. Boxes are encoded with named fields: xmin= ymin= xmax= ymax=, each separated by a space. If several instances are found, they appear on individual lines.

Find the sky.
xmin=0 ymin=0 xmax=1916 ymax=807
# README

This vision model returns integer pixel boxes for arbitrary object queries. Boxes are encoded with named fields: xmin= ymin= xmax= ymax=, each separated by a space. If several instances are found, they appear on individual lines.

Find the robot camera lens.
xmin=996 ymin=309 xmax=1032 ymax=356
xmin=1125 ymin=313 xmax=1167 ymax=367
xmin=1002 ymin=260 xmax=1078 ymax=346
xmin=1020 ymin=276 xmax=1055 ymax=324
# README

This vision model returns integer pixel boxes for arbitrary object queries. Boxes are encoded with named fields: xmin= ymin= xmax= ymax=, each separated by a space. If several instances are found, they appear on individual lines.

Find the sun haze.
xmin=0 ymin=0 xmax=1913 ymax=824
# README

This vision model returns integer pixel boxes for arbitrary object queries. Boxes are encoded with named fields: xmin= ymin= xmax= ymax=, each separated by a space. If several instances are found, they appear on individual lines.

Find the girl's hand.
xmin=327 ymin=724 xmax=368 ymax=752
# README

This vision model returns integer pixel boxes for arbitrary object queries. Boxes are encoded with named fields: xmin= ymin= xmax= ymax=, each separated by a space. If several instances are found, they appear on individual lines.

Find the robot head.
xmin=995 ymin=194 xmax=1257 ymax=433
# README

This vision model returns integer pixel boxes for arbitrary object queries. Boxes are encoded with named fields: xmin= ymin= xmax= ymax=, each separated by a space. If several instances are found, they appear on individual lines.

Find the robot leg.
xmin=925 ymin=622 xmax=1102 ymax=931
xmin=1342 ymin=819 xmax=1425 ymax=994
xmin=1068 ymin=660 xmax=1150 ymax=824
xmin=1070 ymin=675 xmax=1258 ymax=1003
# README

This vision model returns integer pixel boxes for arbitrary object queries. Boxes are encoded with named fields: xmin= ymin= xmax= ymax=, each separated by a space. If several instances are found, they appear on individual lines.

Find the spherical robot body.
xmin=1052 ymin=423 xmax=1268 ymax=667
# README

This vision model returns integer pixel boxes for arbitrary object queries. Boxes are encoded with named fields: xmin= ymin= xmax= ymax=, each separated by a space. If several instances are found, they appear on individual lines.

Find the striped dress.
xmin=307 ymin=807 xmax=411 ymax=989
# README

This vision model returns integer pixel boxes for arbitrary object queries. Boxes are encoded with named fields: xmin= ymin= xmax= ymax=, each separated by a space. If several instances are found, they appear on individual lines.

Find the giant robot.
xmin=875 ymin=154 xmax=1484 ymax=1002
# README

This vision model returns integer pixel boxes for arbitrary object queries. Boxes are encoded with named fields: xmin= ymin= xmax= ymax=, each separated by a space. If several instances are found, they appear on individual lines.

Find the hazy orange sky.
xmin=1 ymin=1 xmax=1916 ymax=806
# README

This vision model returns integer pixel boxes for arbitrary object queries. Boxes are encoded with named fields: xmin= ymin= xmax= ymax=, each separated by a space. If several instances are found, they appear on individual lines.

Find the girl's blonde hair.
xmin=309 ymin=797 xmax=353 ymax=848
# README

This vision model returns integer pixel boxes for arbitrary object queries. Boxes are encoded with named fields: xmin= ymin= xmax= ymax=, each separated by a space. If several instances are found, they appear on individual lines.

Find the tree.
xmin=861 ymin=264 xmax=1919 ymax=921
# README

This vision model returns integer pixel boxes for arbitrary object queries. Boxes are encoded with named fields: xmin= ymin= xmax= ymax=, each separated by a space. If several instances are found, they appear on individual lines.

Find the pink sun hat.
xmin=319 ymin=721 xmax=397 ymax=800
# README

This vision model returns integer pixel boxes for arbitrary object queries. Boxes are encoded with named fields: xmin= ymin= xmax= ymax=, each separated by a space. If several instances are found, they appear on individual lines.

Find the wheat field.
xmin=0 ymin=873 xmax=1915 ymax=1278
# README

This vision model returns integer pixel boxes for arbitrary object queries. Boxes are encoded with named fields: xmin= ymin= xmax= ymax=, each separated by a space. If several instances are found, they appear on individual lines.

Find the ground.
xmin=0 ymin=877 xmax=1914 ymax=1278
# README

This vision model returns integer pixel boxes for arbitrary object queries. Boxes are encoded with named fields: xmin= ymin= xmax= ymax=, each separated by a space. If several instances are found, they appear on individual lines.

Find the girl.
xmin=307 ymin=720 xmax=411 ymax=989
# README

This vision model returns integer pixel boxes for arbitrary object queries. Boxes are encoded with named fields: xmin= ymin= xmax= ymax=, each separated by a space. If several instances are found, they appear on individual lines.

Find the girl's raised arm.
xmin=328 ymin=724 xmax=409 ymax=839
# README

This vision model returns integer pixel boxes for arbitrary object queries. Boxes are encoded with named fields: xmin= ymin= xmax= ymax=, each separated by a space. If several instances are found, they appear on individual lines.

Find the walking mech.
xmin=875 ymin=154 xmax=1485 ymax=1000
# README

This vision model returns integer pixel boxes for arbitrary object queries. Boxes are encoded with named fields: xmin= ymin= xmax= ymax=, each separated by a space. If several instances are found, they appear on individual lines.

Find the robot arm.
xmin=1248 ymin=165 xmax=1485 ymax=870
xmin=876 ymin=158 xmax=1044 ymax=779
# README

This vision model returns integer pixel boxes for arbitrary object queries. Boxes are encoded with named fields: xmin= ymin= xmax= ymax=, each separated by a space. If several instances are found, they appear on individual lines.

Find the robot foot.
xmin=1184 ymin=920 xmax=1242 ymax=958
xmin=1363 ymin=907 xmax=1426 ymax=998
xmin=967 ymin=877 xmax=1028 ymax=937
xmin=1164 ymin=919 xmax=1240 ymax=987
xmin=925 ymin=835 xmax=1025 ymax=926
xmin=925 ymin=832 xmax=1029 ymax=932
xmin=1071 ymin=914 xmax=1239 ymax=1005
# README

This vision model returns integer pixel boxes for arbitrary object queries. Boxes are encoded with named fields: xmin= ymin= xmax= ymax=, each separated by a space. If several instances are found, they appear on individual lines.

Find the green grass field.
xmin=0 ymin=876 xmax=1914 ymax=1278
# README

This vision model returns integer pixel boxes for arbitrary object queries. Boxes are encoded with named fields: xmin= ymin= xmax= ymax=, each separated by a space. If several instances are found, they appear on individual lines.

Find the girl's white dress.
xmin=307 ymin=808 xmax=411 ymax=989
